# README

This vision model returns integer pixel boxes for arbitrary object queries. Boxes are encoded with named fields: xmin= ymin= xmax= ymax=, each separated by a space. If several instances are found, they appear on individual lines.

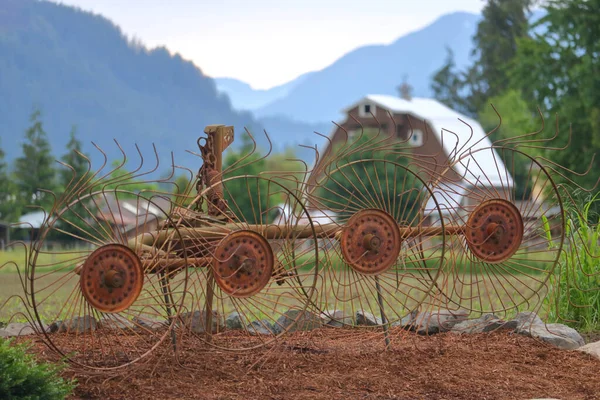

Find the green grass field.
xmin=0 ymin=246 xmax=555 ymax=324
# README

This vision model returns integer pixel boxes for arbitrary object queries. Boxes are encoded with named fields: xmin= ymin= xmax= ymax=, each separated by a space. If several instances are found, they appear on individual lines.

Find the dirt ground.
xmin=25 ymin=328 xmax=600 ymax=400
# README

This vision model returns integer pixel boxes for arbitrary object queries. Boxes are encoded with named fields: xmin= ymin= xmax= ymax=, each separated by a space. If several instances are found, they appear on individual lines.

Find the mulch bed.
xmin=22 ymin=328 xmax=600 ymax=400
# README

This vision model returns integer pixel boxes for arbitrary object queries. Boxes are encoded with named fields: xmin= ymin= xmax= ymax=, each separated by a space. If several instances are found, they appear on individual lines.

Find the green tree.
xmin=59 ymin=126 xmax=90 ymax=193
xmin=471 ymin=0 xmax=534 ymax=104
xmin=431 ymin=0 xmax=534 ymax=116
xmin=221 ymin=134 xmax=273 ymax=223
xmin=264 ymin=146 xmax=305 ymax=194
xmin=430 ymin=48 xmax=470 ymax=115
xmin=13 ymin=110 xmax=57 ymax=209
xmin=479 ymin=90 xmax=538 ymax=199
xmin=512 ymin=0 xmax=600 ymax=191
xmin=315 ymin=133 xmax=423 ymax=225
xmin=0 ymin=140 xmax=20 ymax=222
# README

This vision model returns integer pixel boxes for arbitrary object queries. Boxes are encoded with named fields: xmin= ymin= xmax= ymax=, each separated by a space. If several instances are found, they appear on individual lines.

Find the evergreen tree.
xmin=13 ymin=110 xmax=57 ymax=209
xmin=59 ymin=126 xmax=90 ymax=192
xmin=222 ymin=134 xmax=272 ymax=223
xmin=471 ymin=0 xmax=534 ymax=105
xmin=512 ymin=0 xmax=600 ymax=191
xmin=431 ymin=1 xmax=534 ymax=116
xmin=0 ymin=139 xmax=20 ymax=221
xmin=430 ymin=48 xmax=469 ymax=114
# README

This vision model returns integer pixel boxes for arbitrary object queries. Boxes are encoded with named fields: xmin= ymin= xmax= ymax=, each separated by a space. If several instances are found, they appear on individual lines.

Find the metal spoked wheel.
xmin=175 ymin=175 xmax=320 ymax=351
xmin=305 ymin=159 xmax=446 ymax=327
xmin=430 ymin=147 xmax=564 ymax=316
xmin=30 ymin=189 xmax=188 ymax=370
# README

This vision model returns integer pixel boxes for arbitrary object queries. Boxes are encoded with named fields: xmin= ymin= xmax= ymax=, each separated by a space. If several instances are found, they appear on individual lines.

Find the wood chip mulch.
xmin=22 ymin=328 xmax=600 ymax=400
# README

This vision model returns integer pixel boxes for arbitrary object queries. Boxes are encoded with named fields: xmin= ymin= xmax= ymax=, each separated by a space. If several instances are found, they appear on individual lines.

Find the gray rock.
xmin=320 ymin=310 xmax=354 ymax=327
xmin=180 ymin=310 xmax=224 ymax=334
xmin=0 ymin=322 xmax=39 ymax=337
xmin=53 ymin=316 xmax=97 ymax=333
xmin=481 ymin=318 xmax=519 ymax=333
xmin=408 ymin=309 xmax=470 ymax=334
xmin=225 ymin=312 xmax=244 ymax=330
xmin=101 ymin=314 xmax=135 ymax=330
xmin=576 ymin=340 xmax=600 ymax=360
xmin=519 ymin=323 xmax=585 ymax=350
xmin=451 ymin=314 xmax=499 ymax=334
xmin=273 ymin=309 xmax=322 ymax=334
xmin=391 ymin=311 xmax=419 ymax=329
xmin=511 ymin=311 xmax=544 ymax=330
xmin=47 ymin=320 xmax=62 ymax=333
xmin=132 ymin=316 xmax=166 ymax=331
xmin=356 ymin=311 xmax=382 ymax=326
xmin=246 ymin=320 xmax=275 ymax=336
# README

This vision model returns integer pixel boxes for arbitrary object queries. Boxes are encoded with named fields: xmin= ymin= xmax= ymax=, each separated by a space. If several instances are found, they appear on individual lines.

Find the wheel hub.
xmin=465 ymin=199 xmax=524 ymax=263
xmin=80 ymin=244 xmax=144 ymax=313
xmin=212 ymin=230 xmax=274 ymax=297
xmin=340 ymin=209 xmax=401 ymax=275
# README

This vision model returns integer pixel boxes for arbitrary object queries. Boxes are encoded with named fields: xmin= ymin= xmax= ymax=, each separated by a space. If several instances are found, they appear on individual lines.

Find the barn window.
xmin=410 ymin=129 xmax=423 ymax=146
xmin=358 ymin=103 xmax=376 ymax=118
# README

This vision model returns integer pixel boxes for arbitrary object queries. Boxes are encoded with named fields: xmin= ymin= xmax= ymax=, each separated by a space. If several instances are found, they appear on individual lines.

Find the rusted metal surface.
xmin=340 ymin=209 xmax=401 ymax=275
xmin=464 ymin=199 xmax=524 ymax=263
xmin=79 ymin=244 xmax=144 ymax=313
xmin=212 ymin=230 xmax=274 ymax=297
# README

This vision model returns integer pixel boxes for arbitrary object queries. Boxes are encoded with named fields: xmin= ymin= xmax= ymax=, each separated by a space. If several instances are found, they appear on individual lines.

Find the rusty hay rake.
xmin=2 ymin=109 xmax=594 ymax=370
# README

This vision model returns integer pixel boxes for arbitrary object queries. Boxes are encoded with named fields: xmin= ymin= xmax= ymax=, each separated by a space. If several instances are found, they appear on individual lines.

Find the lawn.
xmin=0 ymin=244 xmax=554 ymax=325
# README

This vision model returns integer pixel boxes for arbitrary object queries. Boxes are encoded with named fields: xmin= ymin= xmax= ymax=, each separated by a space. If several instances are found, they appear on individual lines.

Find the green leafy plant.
xmin=0 ymin=338 xmax=75 ymax=400
xmin=546 ymin=193 xmax=600 ymax=332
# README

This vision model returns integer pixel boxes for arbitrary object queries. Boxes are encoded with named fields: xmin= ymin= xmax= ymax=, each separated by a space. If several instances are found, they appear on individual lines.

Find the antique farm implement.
xmin=21 ymin=115 xmax=566 ymax=370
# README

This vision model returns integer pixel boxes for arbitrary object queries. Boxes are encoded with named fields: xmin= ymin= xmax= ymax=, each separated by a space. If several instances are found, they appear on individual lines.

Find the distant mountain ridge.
xmin=214 ymin=72 xmax=314 ymax=111
xmin=217 ymin=12 xmax=482 ymax=126
xmin=0 ymin=0 xmax=260 ymax=171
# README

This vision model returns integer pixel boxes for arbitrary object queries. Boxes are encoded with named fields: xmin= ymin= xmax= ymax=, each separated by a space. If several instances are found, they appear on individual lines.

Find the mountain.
xmin=214 ymin=72 xmax=314 ymax=111
xmin=226 ymin=12 xmax=481 ymax=124
xmin=0 ymin=0 xmax=261 ymax=174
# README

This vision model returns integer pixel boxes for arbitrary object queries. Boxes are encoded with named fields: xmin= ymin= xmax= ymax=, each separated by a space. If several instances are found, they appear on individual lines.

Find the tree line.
xmin=431 ymin=0 xmax=599 ymax=193
xmin=0 ymin=110 xmax=80 ymax=223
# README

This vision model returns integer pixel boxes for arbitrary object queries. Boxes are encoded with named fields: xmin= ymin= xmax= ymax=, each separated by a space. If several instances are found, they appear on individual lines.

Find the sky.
xmin=49 ymin=0 xmax=485 ymax=90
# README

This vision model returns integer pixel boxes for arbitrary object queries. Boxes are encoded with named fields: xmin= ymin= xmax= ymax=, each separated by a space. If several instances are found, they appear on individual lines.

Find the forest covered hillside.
xmin=0 ymin=0 xmax=261 ymax=171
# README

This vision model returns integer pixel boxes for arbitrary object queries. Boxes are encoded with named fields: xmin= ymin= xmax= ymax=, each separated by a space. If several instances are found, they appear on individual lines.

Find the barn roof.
xmin=348 ymin=95 xmax=514 ymax=188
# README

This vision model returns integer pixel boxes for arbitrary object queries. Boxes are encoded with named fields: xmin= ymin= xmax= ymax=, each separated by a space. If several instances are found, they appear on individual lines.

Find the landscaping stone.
xmin=101 ymin=314 xmax=135 ymax=330
xmin=225 ymin=312 xmax=244 ymax=330
xmin=246 ymin=320 xmax=275 ymax=336
xmin=53 ymin=316 xmax=97 ymax=333
xmin=132 ymin=316 xmax=166 ymax=331
xmin=451 ymin=314 xmax=499 ymax=334
xmin=391 ymin=311 xmax=418 ymax=329
xmin=520 ymin=323 xmax=585 ymax=350
xmin=481 ymin=318 xmax=519 ymax=333
xmin=180 ymin=310 xmax=224 ymax=334
xmin=406 ymin=309 xmax=470 ymax=334
xmin=320 ymin=310 xmax=354 ymax=327
xmin=511 ymin=311 xmax=544 ymax=330
xmin=0 ymin=322 xmax=39 ymax=337
xmin=356 ymin=311 xmax=381 ymax=326
xmin=576 ymin=340 xmax=600 ymax=360
xmin=273 ymin=309 xmax=322 ymax=334
xmin=47 ymin=320 xmax=62 ymax=333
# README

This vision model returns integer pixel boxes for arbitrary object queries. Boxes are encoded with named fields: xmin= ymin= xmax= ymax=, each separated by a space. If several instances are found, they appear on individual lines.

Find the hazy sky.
xmin=49 ymin=0 xmax=485 ymax=89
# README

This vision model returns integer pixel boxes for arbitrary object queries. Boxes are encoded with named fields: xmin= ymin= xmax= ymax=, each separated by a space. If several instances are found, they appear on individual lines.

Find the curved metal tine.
xmin=111 ymin=143 xmax=161 ymax=191
xmin=55 ymin=151 xmax=92 ymax=198
xmin=2 ymin=240 xmax=34 ymax=303
xmin=221 ymin=128 xmax=273 ymax=177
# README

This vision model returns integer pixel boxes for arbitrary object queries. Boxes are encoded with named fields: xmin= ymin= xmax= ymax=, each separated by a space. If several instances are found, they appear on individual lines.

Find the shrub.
xmin=0 ymin=338 xmax=75 ymax=400
xmin=545 ymin=193 xmax=600 ymax=332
